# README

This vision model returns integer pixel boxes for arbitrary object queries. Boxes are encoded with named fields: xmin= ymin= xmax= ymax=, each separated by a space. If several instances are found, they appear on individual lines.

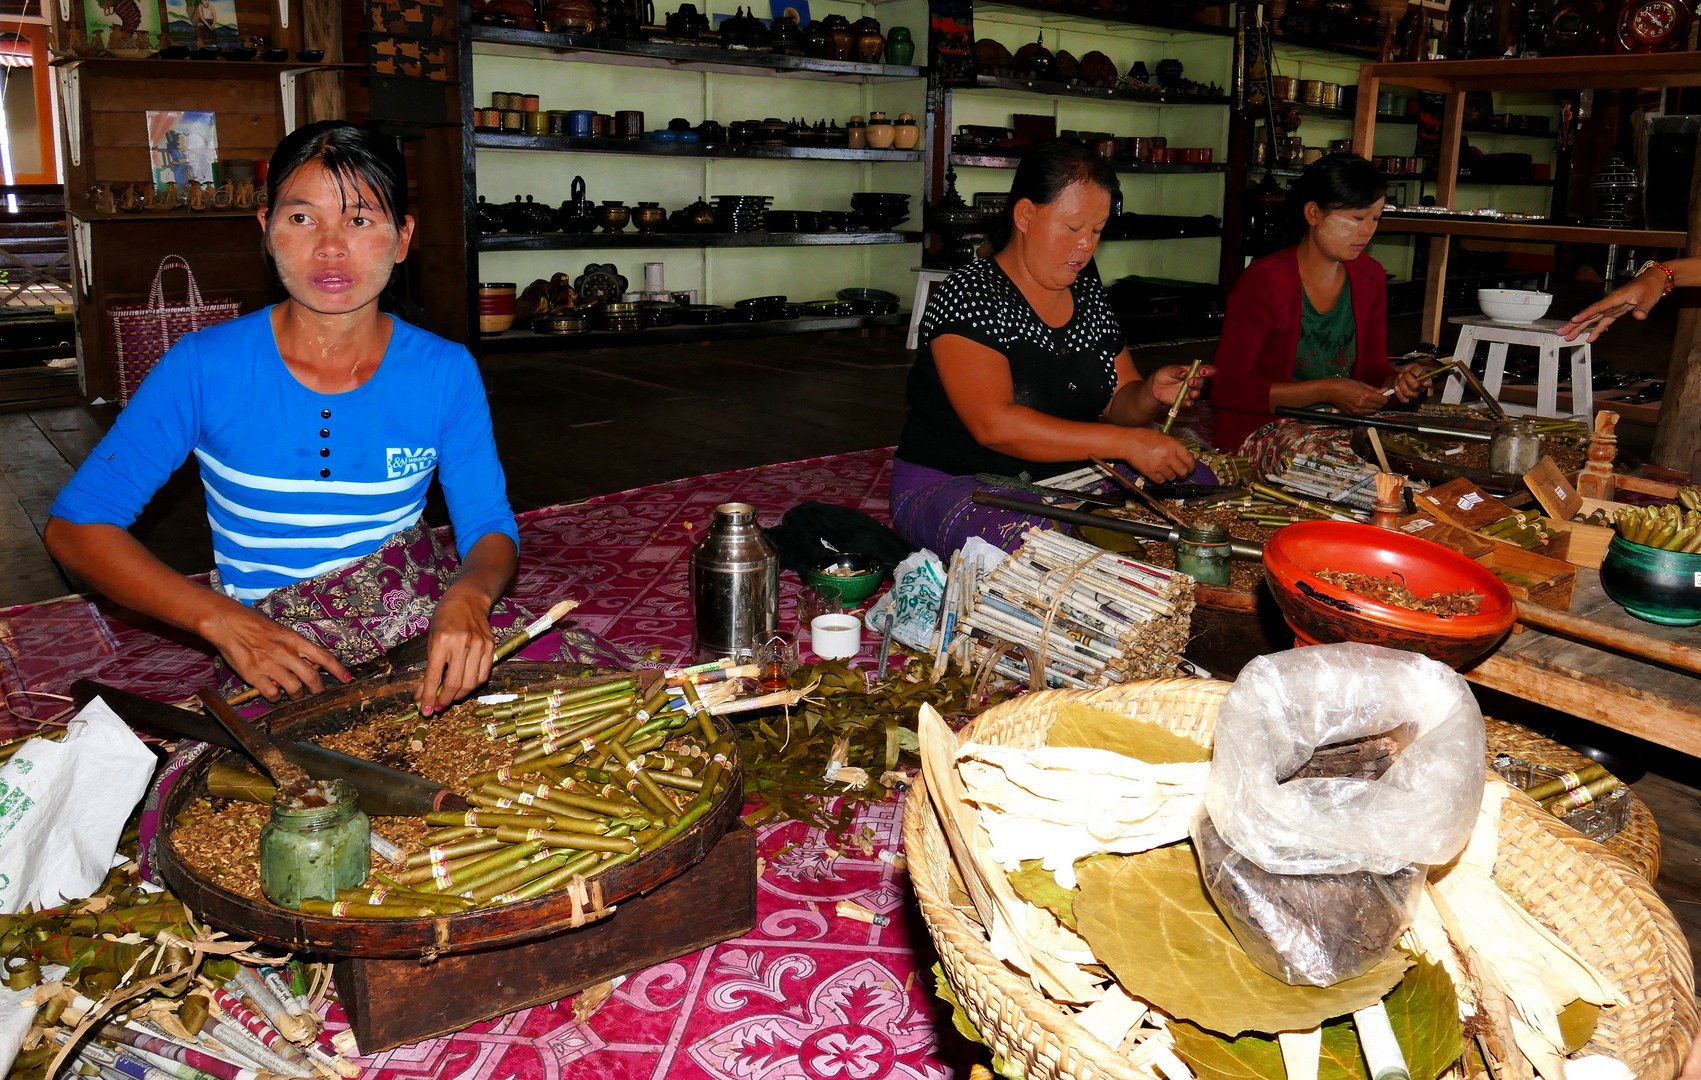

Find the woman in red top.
xmin=1210 ymin=154 xmax=1433 ymax=472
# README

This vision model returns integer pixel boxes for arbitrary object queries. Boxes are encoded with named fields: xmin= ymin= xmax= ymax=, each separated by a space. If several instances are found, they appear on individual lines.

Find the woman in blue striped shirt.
xmin=47 ymin=122 xmax=520 ymax=714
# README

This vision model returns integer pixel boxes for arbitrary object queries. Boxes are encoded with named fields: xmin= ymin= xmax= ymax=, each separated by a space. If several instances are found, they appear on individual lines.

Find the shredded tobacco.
xmin=1313 ymin=570 xmax=1484 ymax=617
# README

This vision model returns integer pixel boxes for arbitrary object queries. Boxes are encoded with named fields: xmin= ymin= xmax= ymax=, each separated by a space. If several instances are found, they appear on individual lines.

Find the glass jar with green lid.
xmin=1176 ymin=524 xmax=1232 ymax=586
xmin=258 ymin=779 xmax=370 ymax=910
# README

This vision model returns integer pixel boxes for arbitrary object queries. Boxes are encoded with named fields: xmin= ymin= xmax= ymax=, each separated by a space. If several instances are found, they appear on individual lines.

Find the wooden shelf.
xmin=1378 ymin=216 xmax=1685 ymax=247
xmin=478 ymin=230 xmax=922 ymax=251
xmin=478 ymin=310 xmax=908 ymax=352
xmin=1267 ymin=36 xmax=1381 ymax=63
xmin=473 ymin=133 xmax=922 ymax=162
xmin=950 ymin=151 xmax=1225 ymax=173
xmin=49 ymin=57 xmax=361 ymax=77
xmin=1104 ymin=222 xmax=1222 ymax=241
xmin=71 ymin=209 xmax=263 ymax=222
xmin=972 ymin=0 xmax=1235 ymax=39
xmin=1366 ymin=53 xmax=1701 ymax=93
xmin=470 ymin=25 xmax=925 ymax=82
xmin=968 ymin=74 xmax=1230 ymax=106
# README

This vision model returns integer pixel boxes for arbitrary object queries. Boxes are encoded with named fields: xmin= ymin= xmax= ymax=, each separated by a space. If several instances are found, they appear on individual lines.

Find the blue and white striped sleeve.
xmin=434 ymin=349 xmax=519 ymax=556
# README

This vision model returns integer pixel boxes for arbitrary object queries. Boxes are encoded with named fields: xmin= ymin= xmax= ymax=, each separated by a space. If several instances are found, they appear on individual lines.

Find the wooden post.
xmin=1576 ymin=409 xmax=1618 ymax=499
xmin=1651 ymin=108 xmax=1701 ymax=472
xmin=1353 ymin=67 xmax=1380 ymax=160
xmin=1420 ymin=90 xmax=1465 ymax=346
xmin=298 ymin=0 xmax=345 ymax=126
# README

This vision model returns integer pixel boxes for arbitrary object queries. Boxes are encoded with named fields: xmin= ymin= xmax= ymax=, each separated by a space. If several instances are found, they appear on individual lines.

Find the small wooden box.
xmin=1473 ymin=545 xmax=1576 ymax=610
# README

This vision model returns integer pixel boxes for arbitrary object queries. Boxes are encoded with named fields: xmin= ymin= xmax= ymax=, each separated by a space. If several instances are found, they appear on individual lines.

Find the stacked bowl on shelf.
xmin=849 ymin=192 xmax=911 ymax=230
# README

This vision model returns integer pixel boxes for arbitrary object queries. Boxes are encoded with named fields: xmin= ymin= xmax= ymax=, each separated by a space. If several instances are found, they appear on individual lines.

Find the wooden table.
xmin=1466 ymin=569 xmax=1701 ymax=759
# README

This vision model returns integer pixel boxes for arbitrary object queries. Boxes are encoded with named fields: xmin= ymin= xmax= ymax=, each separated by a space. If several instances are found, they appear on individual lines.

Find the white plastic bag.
xmin=1203 ymin=642 xmax=1484 ymax=878
xmin=864 ymin=548 xmax=945 ymax=650
xmin=0 ymin=697 xmax=156 ymax=914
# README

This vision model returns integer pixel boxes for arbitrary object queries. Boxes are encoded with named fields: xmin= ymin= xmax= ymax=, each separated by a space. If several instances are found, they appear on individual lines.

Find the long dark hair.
xmin=991 ymin=139 xmax=1122 ymax=251
xmin=263 ymin=121 xmax=426 ymax=327
xmin=1277 ymin=152 xmax=1386 ymax=249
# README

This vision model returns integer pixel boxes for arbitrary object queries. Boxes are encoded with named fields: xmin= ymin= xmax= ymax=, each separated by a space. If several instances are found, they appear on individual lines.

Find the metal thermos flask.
xmin=690 ymin=502 xmax=778 ymax=660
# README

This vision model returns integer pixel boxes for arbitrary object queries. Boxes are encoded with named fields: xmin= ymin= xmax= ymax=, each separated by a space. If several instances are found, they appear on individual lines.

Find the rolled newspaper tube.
xmin=112 ymin=1048 xmax=215 ymax=1080
xmin=1525 ymin=763 xmax=1609 ymax=803
xmin=1352 ymin=1002 xmax=1411 ymax=1080
xmin=206 ymin=990 xmax=304 ymax=1062
xmin=297 ymin=900 xmax=436 ymax=918
xmin=95 ymin=1023 xmax=259 ymax=1080
xmin=368 ymin=833 xmax=407 ymax=868
xmin=61 ymin=1038 xmax=181 ymax=1080
xmin=499 ymin=851 xmax=605 ymax=902
xmin=417 ymin=839 xmax=546 ymax=895
xmin=203 ymin=1019 xmax=311 ymax=1077
xmin=419 ymin=825 xmax=481 ymax=846
xmin=230 ymin=968 xmax=308 ymax=1045
xmin=468 ymin=853 xmax=572 ymax=902
xmin=493 ymin=825 xmax=640 ymax=853
xmin=425 ymin=810 xmax=558 ymax=831
xmin=257 ymin=967 xmax=304 ymax=1020
xmin=405 ymin=835 xmax=506 ymax=868
xmin=1540 ymin=775 xmax=1623 ymax=813
xmin=299 ymin=1039 xmax=360 ymax=1080
xmin=680 ymin=683 xmax=718 ymax=745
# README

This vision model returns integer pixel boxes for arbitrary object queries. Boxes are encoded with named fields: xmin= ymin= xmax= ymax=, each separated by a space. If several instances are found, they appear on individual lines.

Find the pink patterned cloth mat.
xmin=0 ymin=448 xmax=969 ymax=1080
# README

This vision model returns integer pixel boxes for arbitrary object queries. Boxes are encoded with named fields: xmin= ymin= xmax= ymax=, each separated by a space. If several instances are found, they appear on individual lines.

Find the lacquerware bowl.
xmin=1262 ymin=520 xmax=1516 ymax=669
xmin=1600 ymin=534 xmax=1701 ymax=626
xmin=1478 ymin=288 xmax=1553 ymax=325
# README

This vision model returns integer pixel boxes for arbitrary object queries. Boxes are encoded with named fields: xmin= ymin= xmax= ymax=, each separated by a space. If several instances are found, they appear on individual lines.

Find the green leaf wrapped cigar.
xmin=465 ymin=790 xmax=604 ymax=826
xmin=534 ymin=785 xmax=646 ymax=819
xmin=404 ymin=834 xmax=506 ymax=869
xmin=488 ymin=680 xmax=636 ymax=718
xmin=420 ymin=825 xmax=483 ymax=845
xmin=463 ymin=792 xmax=557 ymax=817
xmin=510 ymin=711 xmax=633 ymax=765
xmin=489 ymin=826 xmax=640 ymax=852
xmin=468 ymin=853 xmax=574 ymax=902
xmin=426 ymin=809 xmax=560 ymax=831
xmin=681 ymin=683 xmax=718 ymax=745
xmin=1540 ymin=775 xmax=1623 ymax=814
xmin=1525 ymin=763 xmax=1609 ymax=803
xmin=501 ymin=696 xmax=636 ymax=738
xmin=587 ymin=714 xmax=644 ymax=771
xmin=206 ymin=762 xmax=280 ymax=805
xmin=608 ymin=741 xmax=681 ymax=824
xmin=299 ymin=899 xmax=436 ymax=918
xmin=417 ymin=839 xmax=546 ymax=895
xmin=393 ymin=849 xmax=501 ymax=887
xmin=496 ymin=850 xmax=607 ymax=903
xmin=624 ymin=733 xmax=667 ymax=756
xmin=333 ymin=886 xmax=471 ymax=913
xmin=644 ymin=768 xmax=703 ymax=792
xmin=478 ymin=784 xmax=610 ymax=831
xmin=637 ymin=682 xmax=672 ymax=721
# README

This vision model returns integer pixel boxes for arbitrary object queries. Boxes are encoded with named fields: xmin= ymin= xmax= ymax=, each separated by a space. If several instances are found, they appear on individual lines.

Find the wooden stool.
xmin=1441 ymin=315 xmax=1594 ymax=420
xmin=907 ymin=267 xmax=952 ymax=350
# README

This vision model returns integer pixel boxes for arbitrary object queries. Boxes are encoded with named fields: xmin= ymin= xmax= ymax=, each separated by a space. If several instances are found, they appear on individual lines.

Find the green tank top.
xmin=1294 ymin=276 xmax=1356 ymax=386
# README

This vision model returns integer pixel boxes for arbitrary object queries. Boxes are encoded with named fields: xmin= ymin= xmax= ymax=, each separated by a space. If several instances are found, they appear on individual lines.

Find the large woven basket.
xmin=902 ymin=680 xmax=1698 ymax=1080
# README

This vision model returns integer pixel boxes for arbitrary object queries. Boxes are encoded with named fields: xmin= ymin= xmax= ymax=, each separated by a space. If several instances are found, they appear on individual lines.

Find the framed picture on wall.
xmin=146 ymin=110 xmax=219 ymax=186
xmin=163 ymin=0 xmax=240 ymax=48
xmin=82 ymin=0 xmax=160 ymax=42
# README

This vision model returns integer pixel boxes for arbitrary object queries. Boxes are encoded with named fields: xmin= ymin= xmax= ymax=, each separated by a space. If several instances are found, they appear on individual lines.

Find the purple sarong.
xmin=888 ymin=458 xmax=1068 ymax=557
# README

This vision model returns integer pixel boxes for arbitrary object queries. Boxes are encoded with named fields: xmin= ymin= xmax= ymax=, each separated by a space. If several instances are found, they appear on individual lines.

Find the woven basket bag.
xmin=901 ymin=680 xmax=1698 ymax=1080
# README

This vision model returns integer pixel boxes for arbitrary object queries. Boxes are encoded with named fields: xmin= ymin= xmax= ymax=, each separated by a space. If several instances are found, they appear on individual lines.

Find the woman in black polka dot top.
xmin=891 ymin=140 xmax=1211 ymax=556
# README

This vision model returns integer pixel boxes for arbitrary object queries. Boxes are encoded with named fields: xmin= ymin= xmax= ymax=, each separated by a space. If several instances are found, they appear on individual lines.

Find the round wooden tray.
xmin=154 ymin=663 xmax=743 ymax=959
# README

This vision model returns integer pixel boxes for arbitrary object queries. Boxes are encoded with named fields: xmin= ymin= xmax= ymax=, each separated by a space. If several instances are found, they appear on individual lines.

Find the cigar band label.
xmin=496 ymin=766 xmax=512 ymax=782
xmin=712 ymin=754 xmax=730 ymax=766
xmin=550 ymin=689 xmax=565 ymax=707
xmin=540 ymin=737 xmax=562 ymax=753
xmin=430 ymin=848 xmax=448 ymax=867
xmin=533 ymin=782 xmax=551 ymax=797
xmin=517 ymin=792 xmax=535 ymax=805
xmin=485 ymin=723 xmax=500 ymax=738
xmin=466 ymin=810 xmax=480 ymax=826
xmin=331 ymin=902 xmax=349 ymax=916
xmin=492 ymin=892 xmax=518 ymax=903
xmin=540 ymin=717 xmax=560 ymax=736
xmin=635 ymin=708 xmax=651 ymax=721
xmin=1562 ymin=787 xmax=1595 ymax=809
xmin=526 ymin=829 xmax=544 ymax=840
xmin=495 ymin=798 xmax=516 ymax=809
xmin=557 ymin=777 xmax=577 ymax=790
xmin=1556 ymin=769 xmax=1584 ymax=791
xmin=625 ymin=759 xmax=642 ymax=774
xmin=579 ymin=737 xmax=597 ymax=753
xmin=368 ymin=889 xmax=388 ymax=904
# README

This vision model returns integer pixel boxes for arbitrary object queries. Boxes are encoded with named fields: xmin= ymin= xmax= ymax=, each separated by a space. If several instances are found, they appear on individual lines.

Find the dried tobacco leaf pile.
xmin=1313 ymin=570 xmax=1484 ymax=617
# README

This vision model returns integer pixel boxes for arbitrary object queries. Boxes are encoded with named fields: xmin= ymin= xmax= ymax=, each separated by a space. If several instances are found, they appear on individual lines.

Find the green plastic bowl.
xmin=806 ymin=553 xmax=885 ymax=606
xmin=1600 ymin=533 xmax=1701 ymax=626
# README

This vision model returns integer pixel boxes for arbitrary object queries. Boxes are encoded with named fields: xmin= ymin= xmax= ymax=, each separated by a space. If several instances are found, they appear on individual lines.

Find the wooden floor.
xmin=3 ymin=326 xmax=1699 ymax=967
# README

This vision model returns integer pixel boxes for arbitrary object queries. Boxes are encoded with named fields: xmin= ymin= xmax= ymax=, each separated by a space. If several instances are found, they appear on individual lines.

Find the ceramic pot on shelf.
xmin=476 ymin=195 xmax=504 ymax=234
xmin=558 ymin=175 xmax=593 ymax=232
xmin=542 ymin=0 xmax=599 ymax=32
xmin=718 ymin=7 xmax=769 ymax=49
xmin=770 ymin=14 xmax=803 ymax=53
xmin=632 ymin=201 xmax=667 ymax=232
xmin=802 ymin=19 xmax=832 ymax=56
xmin=665 ymin=1 xmax=707 ymax=37
xmin=884 ymin=25 xmax=913 ymax=64
xmin=695 ymin=119 xmax=725 ymax=143
xmin=484 ymin=0 xmax=540 ymax=28
xmin=819 ymin=13 xmax=853 ymax=59
xmin=852 ymin=16 xmax=884 ymax=61
xmin=846 ymin=116 xmax=867 ymax=149
xmin=598 ymin=201 xmax=630 ymax=232
xmin=479 ymin=283 xmax=517 ymax=334
xmin=893 ymin=113 xmax=920 ymax=150
xmin=864 ymin=111 xmax=895 ymax=148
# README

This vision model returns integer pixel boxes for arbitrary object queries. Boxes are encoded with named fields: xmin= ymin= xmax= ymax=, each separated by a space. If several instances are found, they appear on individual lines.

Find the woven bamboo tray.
xmin=902 ymin=680 xmax=1698 ymax=1080
xmin=1484 ymin=718 xmax=1661 ymax=883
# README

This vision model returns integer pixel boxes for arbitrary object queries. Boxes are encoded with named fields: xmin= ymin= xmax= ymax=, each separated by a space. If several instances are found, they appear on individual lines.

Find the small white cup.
xmin=810 ymin=614 xmax=862 ymax=660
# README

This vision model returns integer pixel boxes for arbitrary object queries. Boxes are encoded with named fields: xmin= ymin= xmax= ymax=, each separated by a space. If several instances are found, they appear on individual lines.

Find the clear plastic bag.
xmin=1193 ymin=643 xmax=1485 ymax=986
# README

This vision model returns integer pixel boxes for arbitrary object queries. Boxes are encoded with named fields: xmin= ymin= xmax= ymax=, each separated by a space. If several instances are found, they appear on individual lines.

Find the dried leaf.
xmin=1171 ymin=956 xmax=1463 ymax=1080
xmin=1008 ymin=861 xmax=1078 ymax=930
xmin=1557 ymin=999 xmax=1598 ymax=1054
xmin=1047 ymin=705 xmax=1211 ymax=763
xmin=1074 ymin=846 xmax=1411 ymax=1036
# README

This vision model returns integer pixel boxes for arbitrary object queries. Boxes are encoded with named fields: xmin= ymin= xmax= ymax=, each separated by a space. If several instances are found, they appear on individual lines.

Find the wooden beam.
xmin=1368 ymin=53 xmax=1701 ymax=93
xmin=1419 ymin=90 xmax=1465 ymax=346
xmin=1652 ymin=105 xmax=1701 ymax=471
xmin=1467 ymin=653 xmax=1701 ymax=760
xmin=1353 ymin=67 xmax=1379 ymax=160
